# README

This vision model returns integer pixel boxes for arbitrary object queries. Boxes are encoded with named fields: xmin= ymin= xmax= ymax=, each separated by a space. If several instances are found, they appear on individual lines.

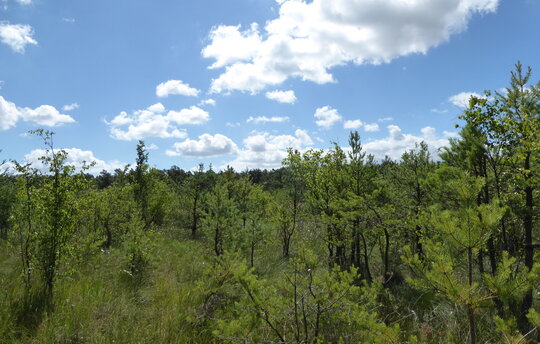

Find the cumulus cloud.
xmin=199 ymin=98 xmax=216 ymax=106
xmin=23 ymin=148 xmax=125 ymax=174
xmin=203 ymin=0 xmax=498 ymax=93
xmin=363 ymin=123 xmax=379 ymax=132
xmin=62 ymin=103 xmax=79 ymax=111
xmin=166 ymin=133 xmax=238 ymax=157
xmin=265 ymin=90 xmax=297 ymax=104
xmin=225 ymin=129 xmax=313 ymax=170
xmin=344 ymin=119 xmax=363 ymax=129
xmin=0 ymin=96 xmax=75 ymax=130
xmin=108 ymin=103 xmax=189 ymax=141
xmin=363 ymin=125 xmax=448 ymax=160
xmin=247 ymin=116 xmax=289 ymax=124
xmin=314 ymin=106 xmax=341 ymax=129
xmin=448 ymin=92 xmax=483 ymax=108
xmin=0 ymin=22 xmax=37 ymax=53
xmin=167 ymin=106 xmax=209 ymax=125
xmin=156 ymin=80 xmax=200 ymax=97
xmin=22 ymin=105 xmax=76 ymax=126
xmin=202 ymin=23 xmax=262 ymax=70
xmin=0 ymin=96 xmax=21 ymax=130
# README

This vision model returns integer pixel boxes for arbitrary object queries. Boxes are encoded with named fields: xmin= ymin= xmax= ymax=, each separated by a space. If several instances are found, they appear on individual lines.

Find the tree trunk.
xmin=191 ymin=193 xmax=198 ymax=238
xmin=467 ymin=247 xmax=477 ymax=344
xmin=360 ymin=232 xmax=372 ymax=283
xmin=519 ymin=152 xmax=534 ymax=333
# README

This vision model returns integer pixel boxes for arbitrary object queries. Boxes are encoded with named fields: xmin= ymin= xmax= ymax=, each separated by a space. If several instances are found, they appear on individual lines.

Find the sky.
xmin=0 ymin=0 xmax=539 ymax=173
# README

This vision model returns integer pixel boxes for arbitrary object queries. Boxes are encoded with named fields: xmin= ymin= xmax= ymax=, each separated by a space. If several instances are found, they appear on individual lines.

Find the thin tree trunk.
xmin=468 ymin=247 xmax=477 ymax=344
xmin=519 ymin=152 xmax=534 ymax=332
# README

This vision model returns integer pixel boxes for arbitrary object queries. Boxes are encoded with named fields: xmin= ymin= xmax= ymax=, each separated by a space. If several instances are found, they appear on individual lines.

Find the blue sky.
xmin=0 ymin=0 xmax=539 ymax=172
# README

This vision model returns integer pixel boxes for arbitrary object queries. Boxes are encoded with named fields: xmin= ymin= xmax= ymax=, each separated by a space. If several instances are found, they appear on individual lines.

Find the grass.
xmin=0 ymin=230 xmax=223 ymax=344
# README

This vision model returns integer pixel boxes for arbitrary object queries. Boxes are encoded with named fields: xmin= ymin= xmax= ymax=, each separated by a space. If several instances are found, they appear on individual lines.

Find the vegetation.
xmin=0 ymin=63 xmax=539 ymax=343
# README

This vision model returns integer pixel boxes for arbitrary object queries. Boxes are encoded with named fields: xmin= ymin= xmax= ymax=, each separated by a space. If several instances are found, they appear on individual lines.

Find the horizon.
xmin=1 ymin=0 xmax=539 ymax=172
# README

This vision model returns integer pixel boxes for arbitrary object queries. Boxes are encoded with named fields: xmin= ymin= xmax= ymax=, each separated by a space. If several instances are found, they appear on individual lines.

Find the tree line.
xmin=0 ymin=62 xmax=539 ymax=343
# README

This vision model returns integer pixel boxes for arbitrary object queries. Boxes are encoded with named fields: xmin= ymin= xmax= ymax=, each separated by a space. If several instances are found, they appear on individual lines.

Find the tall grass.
xmin=0 ymin=230 xmax=223 ymax=344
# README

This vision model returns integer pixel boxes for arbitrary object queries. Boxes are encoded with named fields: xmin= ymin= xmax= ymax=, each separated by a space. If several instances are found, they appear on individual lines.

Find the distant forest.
xmin=0 ymin=63 xmax=539 ymax=343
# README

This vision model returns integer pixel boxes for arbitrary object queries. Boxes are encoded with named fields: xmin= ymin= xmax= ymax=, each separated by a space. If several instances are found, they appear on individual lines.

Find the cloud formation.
xmin=363 ymin=125 xmax=450 ymax=160
xmin=448 ymin=91 xmax=483 ymax=108
xmin=203 ymin=0 xmax=498 ymax=93
xmin=247 ymin=116 xmax=289 ymax=124
xmin=265 ymin=90 xmax=297 ymax=104
xmin=344 ymin=119 xmax=363 ymax=129
xmin=0 ymin=96 xmax=75 ymax=130
xmin=167 ymin=106 xmax=209 ymax=125
xmin=199 ymin=98 xmax=216 ymax=106
xmin=62 ymin=103 xmax=80 ymax=111
xmin=156 ymin=80 xmax=200 ymax=97
xmin=166 ymin=133 xmax=238 ymax=157
xmin=363 ymin=123 xmax=379 ymax=132
xmin=108 ymin=103 xmax=210 ymax=141
xmin=23 ymin=148 xmax=125 ymax=174
xmin=0 ymin=22 xmax=37 ymax=53
xmin=314 ymin=106 xmax=341 ymax=129
xmin=225 ymin=129 xmax=313 ymax=170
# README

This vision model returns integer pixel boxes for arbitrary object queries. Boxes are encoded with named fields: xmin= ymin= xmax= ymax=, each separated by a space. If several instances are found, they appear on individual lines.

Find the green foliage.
xmin=11 ymin=130 xmax=91 ymax=298
xmin=122 ymin=215 xmax=152 ymax=285
xmin=1 ymin=63 xmax=539 ymax=343
xmin=483 ymin=251 xmax=540 ymax=306
xmin=0 ymin=174 xmax=16 ymax=239
xmin=404 ymin=172 xmax=505 ymax=343
xmin=212 ymin=248 xmax=398 ymax=343
xmin=203 ymin=183 xmax=241 ymax=256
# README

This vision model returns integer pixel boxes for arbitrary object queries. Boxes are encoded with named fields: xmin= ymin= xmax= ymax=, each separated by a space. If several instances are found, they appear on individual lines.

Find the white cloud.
xmin=108 ymin=103 xmax=188 ymax=141
xmin=62 ymin=103 xmax=79 ymax=111
xmin=0 ymin=22 xmax=37 ymax=53
xmin=378 ymin=117 xmax=394 ymax=122
xmin=421 ymin=126 xmax=437 ymax=139
xmin=203 ymin=0 xmax=498 ymax=93
xmin=23 ymin=148 xmax=125 ymax=174
xmin=0 ymin=96 xmax=21 ymax=130
xmin=247 ymin=115 xmax=289 ymax=124
xmin=265 ymin=90 xmax=297 ymax=104
xmin=314 ymin=106 xmax=341 ymax=129
xmin=146 ymin=143 xmax=159 ymax=150
xmin=226 ymin=122 xmax=241 ymax=128
xmin=166 ymin=134 xmax=238 ymax=157
xmin=199 ymin=98 xmax=216 ymax=106
xmin=344 ymin=119 xmax=363 ymax=129
xmin=448 ymin=92 xmax=483 ymax=108
xmin=0 ymin=96 xmax=75 ymax=130
xmin=22 ymin=105 xmax=76 ymax=127
xmin=363 ymin=125 xmax=448 ymax=160
xmin=363 ymin=123 xmax=379 ymax=132
xmin=156 ymin=80 xmax=200 ymax=97
xmin=225 ymin=129 xmax=313 ymax=170
xmin=16 ymin=0 xmax=32 ymax=4
xmin=202 ymin=23 xmax=262 ymax=70
xmin=62 ymin=18 xmax=75 ymax=23
xmin=167 ymin=106 xmax=209 ymax=125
